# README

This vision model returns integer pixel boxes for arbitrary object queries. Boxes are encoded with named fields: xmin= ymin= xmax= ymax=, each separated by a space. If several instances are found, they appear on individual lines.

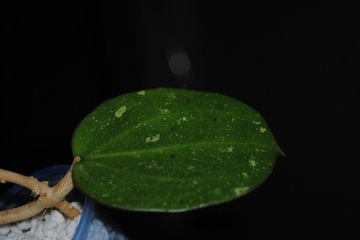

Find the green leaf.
xmin=71 ymin=88 xmax=284 ymax=212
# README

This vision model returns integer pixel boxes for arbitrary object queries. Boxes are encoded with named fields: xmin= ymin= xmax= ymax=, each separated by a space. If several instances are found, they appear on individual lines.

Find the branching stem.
xmin=0 ymin=157 xmax=81 ymax=225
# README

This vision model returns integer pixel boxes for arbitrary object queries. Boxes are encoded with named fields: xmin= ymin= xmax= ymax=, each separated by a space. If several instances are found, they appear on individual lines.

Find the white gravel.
xmin=0 ymin=201 xmax=126 ymax=240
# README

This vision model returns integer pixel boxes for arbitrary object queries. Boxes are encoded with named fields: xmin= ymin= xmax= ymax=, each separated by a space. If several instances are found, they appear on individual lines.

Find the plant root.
xmin=0 ymin=157 xmax=81 ymax=225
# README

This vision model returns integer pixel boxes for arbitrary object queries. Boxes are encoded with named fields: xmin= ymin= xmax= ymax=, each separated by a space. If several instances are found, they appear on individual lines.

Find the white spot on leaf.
xmin=160 ymin=108 xmax=170 ymax=114
xmin=214 ymin=188 xmax=222 ymax=195
xmin=249 ymin=160 xmax=257 ymax=167
xmin=145 ymin=134 xmax=160 ymax=143
xmin=259 ymin=127 xmax=267 ymax=133
xmin=137 ymin=90 xmax=146 ymax=95
xmin=226 ymin=146 xmax=234 ymax=152
xmin=187 ymin=165 xmax=195 ymax=170
xmin=115 ymin=106 xmax=127 ymax=118
xmin=234 ymin=186 xmax=249 ymax=196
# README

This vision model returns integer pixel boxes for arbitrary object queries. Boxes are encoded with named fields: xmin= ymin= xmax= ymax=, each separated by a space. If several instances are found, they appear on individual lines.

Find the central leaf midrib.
xmin=86 ymin=155 xmax=263 ymax=185
xmin=88 ymin=141 xmax=274 ymax=159
xmin=97 ymin=165 xmax=251 ymax=185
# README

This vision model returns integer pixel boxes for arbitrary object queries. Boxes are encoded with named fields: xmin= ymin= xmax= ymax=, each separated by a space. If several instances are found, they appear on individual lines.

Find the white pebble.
xmin=0 ymin=225 xmax=10 ymax=236
xmin=29 ymin=217 xmax=40 ymax=235
xmin=10 ymin=224 xmax=22 ymax=234
xmin=43 ymin=220 xmax=58 ymax=231
xmin=33 ymin=221 xmax=44 ymax=237
xmin=4 ymin=232 xmax=17 ymax=239
xmin=16 ymin=219 xmax=31 ymax=231
xmin=57 ymin=220 xmax=67 ymax=239
xmin=51 ymin=209 xmax=66 ymax=224
xmin=43 ymin=220 xmax=58 ymax=238
xmin=66 ymin=216 xmax=79 ymax=237
xmin=88 ymin=219 xmax=110 ymax=240
xmin=0 ymin=201 xmax=127 ymax=240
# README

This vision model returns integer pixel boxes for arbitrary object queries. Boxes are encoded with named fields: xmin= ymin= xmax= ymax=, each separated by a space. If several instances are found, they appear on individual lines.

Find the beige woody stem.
xmin=0 ymin=157 xmax=81 ymax=225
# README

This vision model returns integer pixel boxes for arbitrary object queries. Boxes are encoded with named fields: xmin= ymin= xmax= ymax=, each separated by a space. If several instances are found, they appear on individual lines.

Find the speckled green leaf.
xmin=71 ymin=88 xmax=284 ymax=211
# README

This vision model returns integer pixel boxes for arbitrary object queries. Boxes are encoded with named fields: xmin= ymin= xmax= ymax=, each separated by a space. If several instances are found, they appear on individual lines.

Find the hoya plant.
xmin=0 ymin=88 xmax=284 ymax=225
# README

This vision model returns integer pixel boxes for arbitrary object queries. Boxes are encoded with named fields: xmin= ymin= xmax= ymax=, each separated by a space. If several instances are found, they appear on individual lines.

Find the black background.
xmin=2 ymin=1 xmax=359 ymax=239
